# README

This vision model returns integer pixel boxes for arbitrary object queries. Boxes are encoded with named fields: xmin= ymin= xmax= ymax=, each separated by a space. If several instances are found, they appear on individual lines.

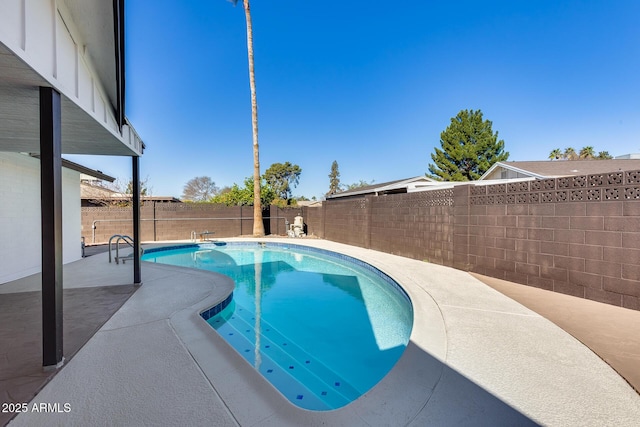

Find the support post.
xmin=40 ymin=87 xmax=64 ymax=368
xmin=132 ymin=156 xmax=141 ymax=284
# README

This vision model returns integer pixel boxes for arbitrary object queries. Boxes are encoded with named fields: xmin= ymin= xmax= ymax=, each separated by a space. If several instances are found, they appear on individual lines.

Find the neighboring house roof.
xmin=130 ymin=196 xmax=182 ymax=203
xmin=480 ymin=159 xmax=640 ymax=180
xmin=295 ymin=200 xmax=323 ymax=207
xmin=80 ymin=183 xmax=182 ymax=203
xmin=80 ymin=183 xmax=120 ymax=200
xmin=63 ymin=160 xmax=116 ymax=182
xmin=327 ymin=176 xmax=438 ymax=199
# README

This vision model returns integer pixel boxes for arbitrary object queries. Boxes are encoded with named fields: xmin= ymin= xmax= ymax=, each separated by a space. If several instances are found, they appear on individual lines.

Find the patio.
xmin=2 ymin=238 xmax=639 ymax=426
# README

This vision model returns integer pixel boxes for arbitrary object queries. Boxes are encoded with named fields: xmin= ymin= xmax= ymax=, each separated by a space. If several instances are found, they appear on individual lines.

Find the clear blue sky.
xmin=67 ymin=0 xmax=640 ymax=200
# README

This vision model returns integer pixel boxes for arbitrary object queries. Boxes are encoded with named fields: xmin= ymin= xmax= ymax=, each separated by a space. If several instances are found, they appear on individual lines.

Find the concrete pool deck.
xmin=5 ymin=238 xmax=640 ymax=426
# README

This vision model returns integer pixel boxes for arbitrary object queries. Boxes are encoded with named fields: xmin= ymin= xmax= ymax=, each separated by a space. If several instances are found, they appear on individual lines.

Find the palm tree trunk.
xmin=242 ymin=0 xmax=265 ymax=236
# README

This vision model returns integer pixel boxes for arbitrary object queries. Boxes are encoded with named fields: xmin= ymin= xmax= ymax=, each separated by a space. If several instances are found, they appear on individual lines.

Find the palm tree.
xmin=564 ymin=147 xmax=578 ymax=160
xmin=597 ymin=151 xmax=613 ymax=159
xmin=230 ymin=0 xmax=264 ymax=236
xmin=579 ymin=146 xmax=595 ymax=159
xmin=549 ymin=148 xmax=562 ymax=160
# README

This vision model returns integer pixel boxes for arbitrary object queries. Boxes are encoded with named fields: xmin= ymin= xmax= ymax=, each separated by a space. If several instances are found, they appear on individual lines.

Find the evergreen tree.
xmin=263 ymin=162 xmax=302 ymax=201
xmin=328 ymin=160 xmax=341 ymax=195
xmin=428 ymin=109 xmax=509 ymax=181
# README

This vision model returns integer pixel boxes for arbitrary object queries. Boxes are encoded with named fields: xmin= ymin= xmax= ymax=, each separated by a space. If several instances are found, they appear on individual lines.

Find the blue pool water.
xmin=142 ymin=242 xmax=413 ymax=410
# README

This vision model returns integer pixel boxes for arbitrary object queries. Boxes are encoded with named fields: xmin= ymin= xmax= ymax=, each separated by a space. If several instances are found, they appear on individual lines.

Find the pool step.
xmin=207 ymin=302 xmax=361 ymax=409
xmin=228 ymin=302 xmax=362 ymax=401
xmin=211 ymin=319 xmax=348 ymax=409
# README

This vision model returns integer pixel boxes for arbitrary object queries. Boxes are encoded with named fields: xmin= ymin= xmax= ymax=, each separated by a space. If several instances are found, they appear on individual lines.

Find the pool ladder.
xmin=108 ymin=234 xmax=136 ymax=264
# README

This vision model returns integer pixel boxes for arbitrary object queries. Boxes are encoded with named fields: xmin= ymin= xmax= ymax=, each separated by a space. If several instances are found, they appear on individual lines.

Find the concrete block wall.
xmin=83 ymin=204 xmax=286 ymax=244
xmin=267 ymin=205 xmax=328 ymax=238
xmin=316 ymin=191 xmax=456 ymax=267
xmin=322 ymin=198 xmax=370 ymax=248
xmin=452 ymin=185 xmax=471 ymax=271
xmin=468 ymin=171 xmax=640 ymax=310
xmin=370 ymin=190 xmax=455 ymax=266
xmin=154 ymin=204 xmax=245 ymax=240
xmin=304 ymin=205 xmax=325 ymax=238
xmin=82 ymin=206 xmax=135 ymax=244
xmin=268 ymin=206 xmax=304 ymax=237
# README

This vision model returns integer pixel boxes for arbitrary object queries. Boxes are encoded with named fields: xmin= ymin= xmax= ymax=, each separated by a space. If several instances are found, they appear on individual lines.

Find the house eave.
xmin=29 ymin=154 xmax=116 ymax=182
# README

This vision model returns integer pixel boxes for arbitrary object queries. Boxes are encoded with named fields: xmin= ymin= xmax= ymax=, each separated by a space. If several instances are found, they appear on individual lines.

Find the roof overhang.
xmin=479 ymin=162 xmax=547 ymax=180
xmin=63 ymin=0 xmax=125 ymax=126
xmin=28 ymin=154 xmax=116 ymax=182
xmin=0 ymin=80 xmax=139 ymax=155
xmin=0 ymin=0 xmax=141 ymax=156
xmin=327 ymin=176 xmax=438 ymax=199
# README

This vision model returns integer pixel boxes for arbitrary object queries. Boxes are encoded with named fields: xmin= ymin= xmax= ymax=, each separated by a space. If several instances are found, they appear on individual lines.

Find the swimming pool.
xmin=142 ymin=242 xmax=413 ymax=410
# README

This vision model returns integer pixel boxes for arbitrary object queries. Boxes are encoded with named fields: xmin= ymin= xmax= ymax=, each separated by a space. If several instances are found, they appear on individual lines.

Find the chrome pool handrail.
xmin=108 ymin=234 xmax=134 ymax=264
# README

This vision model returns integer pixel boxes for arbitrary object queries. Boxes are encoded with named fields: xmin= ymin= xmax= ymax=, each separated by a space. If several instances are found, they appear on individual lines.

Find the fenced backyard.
xmin=82 ymin=169 xmax=640 ymax=310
